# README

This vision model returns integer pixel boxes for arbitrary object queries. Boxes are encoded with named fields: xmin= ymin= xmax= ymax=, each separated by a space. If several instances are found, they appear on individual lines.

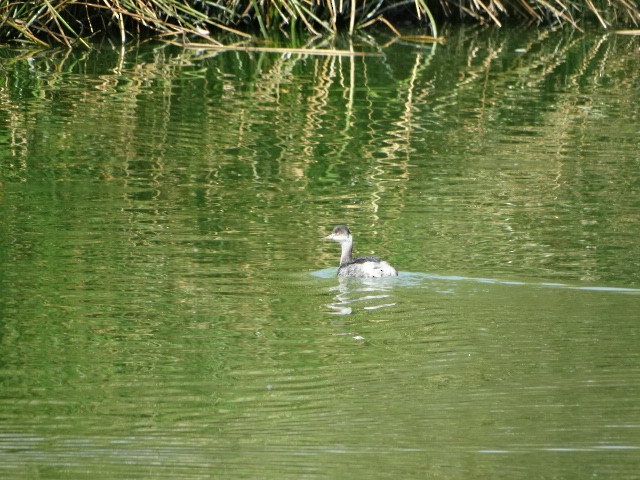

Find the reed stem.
xmin=1 ymin=0 xmax=638 ymax=46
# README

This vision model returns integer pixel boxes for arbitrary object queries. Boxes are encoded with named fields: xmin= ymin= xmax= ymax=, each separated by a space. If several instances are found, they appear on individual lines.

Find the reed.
xmin=1 ymin=0 xmax=639 ymax=46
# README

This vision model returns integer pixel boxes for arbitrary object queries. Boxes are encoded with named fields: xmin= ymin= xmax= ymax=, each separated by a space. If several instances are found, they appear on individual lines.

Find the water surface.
xmin=1 ymin=26 xmax=639 ymax=479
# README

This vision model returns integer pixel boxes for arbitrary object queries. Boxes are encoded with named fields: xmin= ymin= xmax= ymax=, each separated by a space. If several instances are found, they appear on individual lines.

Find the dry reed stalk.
xmin=174 ymin=40 xmax=385 ymax=56
xmin=2 ymin=0 xmax=640 ymax=46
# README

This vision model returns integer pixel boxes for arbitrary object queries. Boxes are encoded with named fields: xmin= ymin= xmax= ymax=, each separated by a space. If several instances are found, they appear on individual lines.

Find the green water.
xmin=1 ymin=27 xmax=639 ymax=478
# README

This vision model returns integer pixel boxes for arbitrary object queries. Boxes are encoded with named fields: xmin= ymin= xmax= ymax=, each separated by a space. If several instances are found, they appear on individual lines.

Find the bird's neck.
xmin=340 ymin=238 xmax=353 ymax=266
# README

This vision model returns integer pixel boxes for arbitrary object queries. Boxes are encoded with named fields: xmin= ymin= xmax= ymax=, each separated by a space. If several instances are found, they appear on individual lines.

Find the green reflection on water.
xmin=0 ymin=27 xmax=639 ymax=479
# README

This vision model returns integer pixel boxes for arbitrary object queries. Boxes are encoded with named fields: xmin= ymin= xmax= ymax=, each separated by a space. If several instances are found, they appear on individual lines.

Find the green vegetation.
xmin=0 ymin=0 xmax=639 ymax=46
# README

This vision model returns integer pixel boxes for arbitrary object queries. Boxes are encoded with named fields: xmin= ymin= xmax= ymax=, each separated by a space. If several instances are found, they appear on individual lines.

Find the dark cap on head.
xmin=332 ymin=225 xmax=350 ymax=235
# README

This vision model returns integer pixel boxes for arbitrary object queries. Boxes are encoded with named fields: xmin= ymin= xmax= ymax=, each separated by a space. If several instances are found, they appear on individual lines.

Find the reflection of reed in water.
xmin=326 ymin=277 xmax=397 ymax=316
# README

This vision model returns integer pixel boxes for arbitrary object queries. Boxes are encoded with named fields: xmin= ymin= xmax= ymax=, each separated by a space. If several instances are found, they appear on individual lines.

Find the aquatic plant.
xmin=0 ymin=0 xmax=639 ymax=46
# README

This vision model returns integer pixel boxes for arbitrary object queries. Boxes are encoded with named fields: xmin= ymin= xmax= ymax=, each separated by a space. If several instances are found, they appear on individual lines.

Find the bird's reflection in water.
xmin=325 ymin=277 xmax=397 ymax=316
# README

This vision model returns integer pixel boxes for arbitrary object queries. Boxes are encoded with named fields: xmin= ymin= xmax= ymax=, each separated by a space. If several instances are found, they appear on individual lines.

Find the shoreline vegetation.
xmin=0 ymin=1 xmax=639 ymax=48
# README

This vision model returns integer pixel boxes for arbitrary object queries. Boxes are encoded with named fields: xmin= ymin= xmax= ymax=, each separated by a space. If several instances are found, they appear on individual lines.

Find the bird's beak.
xmin=324 ymin=233 xmax=335 ymax=241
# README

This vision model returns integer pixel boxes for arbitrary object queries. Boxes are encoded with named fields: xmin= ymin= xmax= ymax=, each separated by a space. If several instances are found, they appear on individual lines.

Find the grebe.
xmin=324 ymin=225 xmax=398 ymax=278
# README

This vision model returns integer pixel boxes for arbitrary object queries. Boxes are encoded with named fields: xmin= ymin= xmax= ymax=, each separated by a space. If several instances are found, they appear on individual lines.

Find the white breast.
xmin=338 ymin=260 xmax=398 ymax=278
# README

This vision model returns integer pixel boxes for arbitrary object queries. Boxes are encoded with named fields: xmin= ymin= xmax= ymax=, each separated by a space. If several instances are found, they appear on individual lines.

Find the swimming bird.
xmin=324 ymin=225 xmax=398 ymax=278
